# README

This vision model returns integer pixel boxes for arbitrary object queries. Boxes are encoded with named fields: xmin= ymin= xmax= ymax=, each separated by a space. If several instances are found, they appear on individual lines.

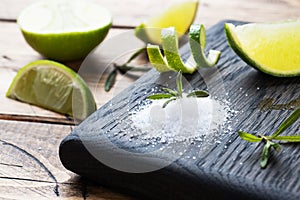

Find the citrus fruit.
xmin=18 ymin=0 xmax=112 ymax=61
xmin=225 ymin=21 xmax=300 ymax=77
xmin=135 ymin=0 xmax=199 ymax=45
xmin=147 ymin=25 xmax=220 ymax=73
xmin=189 ymin=24 xmax=221 ymax=68
xmin=147 ymin=44 xmax=170 ymax=72
xmin=161 ymin=27 xmax=196 ymax=73
xmin=6 ymin=60 xmax=96 ymax=121
xmin=147 ymin=27 xmax=197 ymax=73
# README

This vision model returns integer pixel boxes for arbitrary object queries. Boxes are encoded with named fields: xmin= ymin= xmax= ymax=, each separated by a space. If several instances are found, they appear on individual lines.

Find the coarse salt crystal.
xmin=130 ymin=95 xmax=228 ymax=143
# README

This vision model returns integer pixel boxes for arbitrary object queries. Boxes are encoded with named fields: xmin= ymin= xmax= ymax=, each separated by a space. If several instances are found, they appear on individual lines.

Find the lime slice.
xmin=225 ymin=21 xmax=300 ymax=77
xmin=161 ymin=27 xmax=196 ymax=73
xmin=146 ymin=27 xmax=197 ymax=73
xmin=135 ymin=0 xmax=199 ymax=44
xmin=147 ymin=25 xmax=220 ymax=73
xmin=18 ymin=0 xmax=112 ymax=61
xmin=189 ymin=24 xmax=221 ymax=68
xmin=147 ymin=44 xmax=170 ymax=72
xmin=6 ymin=60 xmax=96 ymax=121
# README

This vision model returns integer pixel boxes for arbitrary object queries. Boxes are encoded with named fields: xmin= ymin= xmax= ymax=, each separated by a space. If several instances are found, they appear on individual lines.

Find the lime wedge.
xmin=135 ymin=0 xmax=199 ymax=44
xmin=225 ymin=21 xmax=300 ymax=77
xmin=6 ymin=60 xmax=96 ymax=121
xmin=189 ymin=24 xmax=221 ymax=68
xmin=18 ymin=0 xmax=112 ymax=61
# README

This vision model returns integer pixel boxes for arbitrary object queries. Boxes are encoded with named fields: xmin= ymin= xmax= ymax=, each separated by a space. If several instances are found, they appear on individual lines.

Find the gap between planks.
xmin=0 ymin=113 xmax=75 ymax=125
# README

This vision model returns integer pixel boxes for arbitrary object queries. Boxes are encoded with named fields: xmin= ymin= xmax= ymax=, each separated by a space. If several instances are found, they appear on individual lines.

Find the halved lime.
xmin=18 ymin=0 xmax=112 ymax=61
xmin=6 ymin=60 xmax=96 ymax=121
xmin=225 ymin=21 xmax=300 ymax=77
xmin=135 ymin=0 xmax=199 ymax=45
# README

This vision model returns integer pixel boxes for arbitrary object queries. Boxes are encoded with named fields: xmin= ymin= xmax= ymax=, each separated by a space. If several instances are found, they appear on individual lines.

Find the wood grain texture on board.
xmin=60 ymin=20 xmax=300 ymax=200
xmin=1 ymin=0 xmax=300 ymax=27
xmin=0 ymin=120 xmax=132 ymax=200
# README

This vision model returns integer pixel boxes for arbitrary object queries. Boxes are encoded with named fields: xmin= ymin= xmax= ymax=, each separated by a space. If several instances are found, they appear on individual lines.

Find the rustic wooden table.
xmin=1 ymin=0 xmax=300 ymax=199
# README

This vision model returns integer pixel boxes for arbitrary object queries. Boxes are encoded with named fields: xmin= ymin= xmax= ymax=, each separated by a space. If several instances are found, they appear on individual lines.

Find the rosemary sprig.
xmin=147 ymin=71 xmax=209 ymax=108
xmin=238 ymin=107 xmax=300 ymax=169
xmin=105 ymin=47 xmax=151 ymax=92
xmin=105 ymin=68 xmax=117 ymax=92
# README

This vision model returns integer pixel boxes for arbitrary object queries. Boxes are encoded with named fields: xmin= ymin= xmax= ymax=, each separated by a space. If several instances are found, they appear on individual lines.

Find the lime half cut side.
xmin=6 ymin=60 xmax=96 ymax=121
xmin=17 ymin=0 xmax=112 ymax=61
xmin=135 ymin=0 xmax=199 ymax=45
xmin=225 ymin=21 xmax=300 ymax=77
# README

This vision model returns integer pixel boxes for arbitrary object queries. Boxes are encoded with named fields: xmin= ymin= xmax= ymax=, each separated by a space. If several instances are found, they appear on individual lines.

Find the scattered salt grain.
xmin=129 ymin=95 xmax=231 ymax=144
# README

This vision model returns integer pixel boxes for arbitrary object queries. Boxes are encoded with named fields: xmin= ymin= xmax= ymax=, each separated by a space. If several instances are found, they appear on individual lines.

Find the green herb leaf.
xmin=271 ymin=135 xmax=300 ymax=142
xmin=162 ymin=98 xmax=177 ymax=108
xmin=147 ymin=93 xmax=173 ymax=100
xmin=187 ymin=90 xmax=209 ymax=98
xmin=125 ymin=47 xmax=146 ymax=64
xmin=260 ymin=141 xmax=271 ymax=169
xmin=117 ymin=65 xmax=151 ymax=74
xmin=105 ymin=69 xmax=117 ymax=92
xmin=147 ymin=71 xmax=210 ymax=109
xmin=270 ymin=142 xmax=281 ymax=152
xmin=105 ymin=48 xmax=147 ymax=92
xmin=238 ymin=131 xmax=263 ymax=143
xmin=162 ymin=87 xmax=178 ymax=96
xmin=238 ymin=107 xmax=300 ymax=169
xmin=176 ymin=71 xmax=183 ymax=97
xmin=271 ymin=107 xmax=300 ymax=138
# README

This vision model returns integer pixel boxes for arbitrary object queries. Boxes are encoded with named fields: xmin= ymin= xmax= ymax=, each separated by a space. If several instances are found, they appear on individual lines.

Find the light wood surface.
xmin=1 ymin=0 xmax=300 ymax=27
xmin=1 ymin=0 xmax=300 ymax=199
xmin=0 ymin=120 xmax=132 ymax=199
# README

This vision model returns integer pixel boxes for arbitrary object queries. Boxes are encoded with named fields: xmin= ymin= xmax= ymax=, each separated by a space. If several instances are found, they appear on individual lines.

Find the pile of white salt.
xmin=129 ymin=95 xmax=229 ymax=143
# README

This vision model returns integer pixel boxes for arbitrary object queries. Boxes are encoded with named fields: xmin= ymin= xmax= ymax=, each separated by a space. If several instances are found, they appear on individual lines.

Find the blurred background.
xmin=1 ymin=0 xmax=300 ymax=28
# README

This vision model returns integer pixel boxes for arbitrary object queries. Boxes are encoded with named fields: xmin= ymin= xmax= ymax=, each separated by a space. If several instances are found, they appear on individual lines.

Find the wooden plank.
xmin=198 ymin=0 xmax=300 ymax=27
xmin=0 ymin=0 xmax=177 ymax=26
xmin=0 ymin=119 xmax=132 ymax=199
xmin=0 ymin=22 xmax=42 ymax=68
xmin=0 ymin=183 xmax=133 ymax=200
xmin=1 ymin=0 xmax=300 ymax=27
xmin=60 ymin=20 xmax=300 ymax=200
xmin=0 ymin=120 xmax=74 ymax=184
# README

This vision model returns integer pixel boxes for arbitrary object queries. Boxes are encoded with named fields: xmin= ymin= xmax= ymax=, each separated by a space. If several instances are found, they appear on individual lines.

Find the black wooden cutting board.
xmin=59 ymin=20 xmax=300 ymax=200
